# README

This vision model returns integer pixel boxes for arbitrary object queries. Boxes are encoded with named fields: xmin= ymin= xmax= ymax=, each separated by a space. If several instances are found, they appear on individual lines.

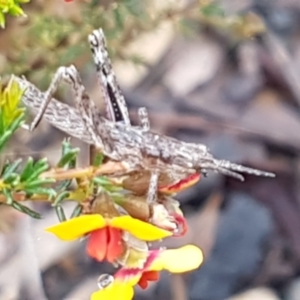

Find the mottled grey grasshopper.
xmin=14 ymin=28 xmax=275 ymax=204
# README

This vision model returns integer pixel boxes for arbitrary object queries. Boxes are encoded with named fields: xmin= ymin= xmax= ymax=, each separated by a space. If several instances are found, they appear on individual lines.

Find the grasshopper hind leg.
xmin=88 ymin=28 xmax=131 ymax=125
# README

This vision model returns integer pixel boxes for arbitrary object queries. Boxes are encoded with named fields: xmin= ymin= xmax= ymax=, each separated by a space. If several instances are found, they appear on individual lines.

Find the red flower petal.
xmin=86 ymin=228 xmax=108 ymax=262
xmin=171 ymin=213 xmax=188 ymax=237
xmin=106 ymin=227 xmax=124 ymax=263
xmin=138 ymin=271 xmax=160 ymax=289
xmin=159 ymin=173 xmax=200 ymax=194
xmin=87 ymin=227 xmax=124 ymax=263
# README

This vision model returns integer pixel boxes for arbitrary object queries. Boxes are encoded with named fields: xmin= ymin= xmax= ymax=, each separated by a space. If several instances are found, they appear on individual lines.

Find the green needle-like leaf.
xmin=56 ymin=178 xmax=73 ymax=192
xmin=55 ymin=206 xmax=66 ymax=222
xmin=93 ymin=176 xmax=122 ymax=193
xmin=22 ymin=178 xmax=55 ymax=189
xmin=92 ymin=176 xmax=112 ymax=186
xmin=26 ymin=187 xmax=57 ymax=199
xmin=55 ymin=141 xmax=78 ymax=191
xmin=92 ymin=153 xmax=104 ymax=167
xmin=0 ymin=160 xmax=9 ymax=176
xmin=2 ymin=188 xmax=13 ymax=205
xmin=1 ymin=158 xmax=22 ymax=181
xmin=70 ymin=204 xmax=83 ymax=219
xmin=57 ymin=146 xmax=79 ymax=168
xmin=20 ymin=157 xmax=34 ymax=182
xmin=57 ymin=149 xmax=79 ymax=168
xmin=3 ymin=173 xmax=18 ymax=185
xmin=52 ymin=191 xmax=70 ymax=207
xmin=11 ymin=201 xmax=42 ymax=219
xmin=25 ymin=158 xmax=49 ymax=182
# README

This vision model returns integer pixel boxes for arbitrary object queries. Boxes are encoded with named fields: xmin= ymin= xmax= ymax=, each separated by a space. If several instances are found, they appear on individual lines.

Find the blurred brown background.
xmin=1 ymin=0 xmax=300 ymax=299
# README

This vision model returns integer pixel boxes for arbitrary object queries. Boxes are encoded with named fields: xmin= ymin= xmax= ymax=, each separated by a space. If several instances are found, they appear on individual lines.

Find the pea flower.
xmin=46 ymin=193 xmax=172 ymax=263
xmin=47 ymin=213 xmax=173 ymax=262
xmin=91 ymin=244 xmax=204 ymax=300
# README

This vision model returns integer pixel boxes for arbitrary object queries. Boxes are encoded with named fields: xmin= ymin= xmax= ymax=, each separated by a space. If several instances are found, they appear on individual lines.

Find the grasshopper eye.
xmin=89 ymin=33 xmax=99 ymax=48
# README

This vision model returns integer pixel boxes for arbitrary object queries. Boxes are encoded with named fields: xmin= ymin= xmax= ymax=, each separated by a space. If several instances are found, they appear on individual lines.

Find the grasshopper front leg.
xmin=22 ymin=65 xmax=105 ymax=150
xmin=22 ymin=66 xmax=70 ymax=132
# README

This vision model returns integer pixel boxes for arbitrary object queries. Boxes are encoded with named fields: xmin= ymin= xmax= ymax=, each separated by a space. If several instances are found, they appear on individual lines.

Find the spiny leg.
xmin=14 ymin=76 xmax=97 ymax=145
xmin=147 ymin=170 xmax=159 ymax=203
xmin=88 ymin=28 xmax=131 ymax=125
xmin=58 ymin=65 xmax=104 ymax=149
xmin=89 ymin=28 xmax=153 ymax=132
xmin=88 ymin=28 xmax=114 ymax=121
xmin=138 ymin=107 xmax=150 ymax=131
xmin=22 ymin=66 xmax=71 ymax=132
xmin=22 ymin=65 xmax=104 ymax=149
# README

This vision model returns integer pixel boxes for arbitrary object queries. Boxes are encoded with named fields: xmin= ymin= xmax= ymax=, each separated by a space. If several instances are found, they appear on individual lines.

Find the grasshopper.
xmin=14 ymin=28 xmax=275 ymax=205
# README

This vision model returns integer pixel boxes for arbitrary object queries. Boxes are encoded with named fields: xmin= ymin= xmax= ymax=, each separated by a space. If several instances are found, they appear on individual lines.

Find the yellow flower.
xmin=46 ymin=214 xmax=172 ymax=262
xmin=91 ymin=279 xmax=134 ymax=300
xmin=91 ymin=244 xmax=204 ymax=300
